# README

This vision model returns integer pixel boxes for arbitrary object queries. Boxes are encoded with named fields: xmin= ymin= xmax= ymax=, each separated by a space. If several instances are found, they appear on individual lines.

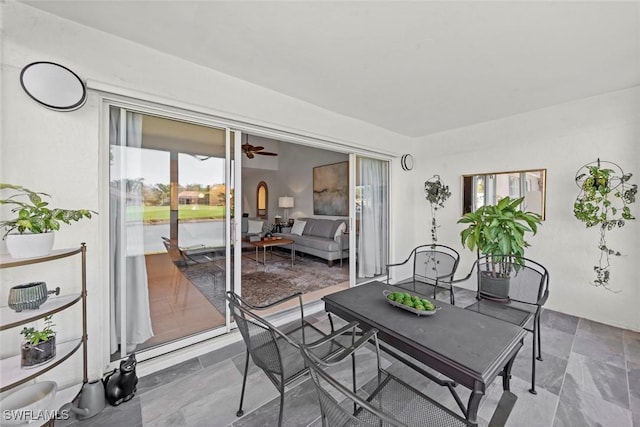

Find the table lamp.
xmin=278 ymin=196 xmax=294 ymax=222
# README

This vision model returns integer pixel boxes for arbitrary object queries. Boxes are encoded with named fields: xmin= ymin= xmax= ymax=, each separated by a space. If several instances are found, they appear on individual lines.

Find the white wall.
xmin=0 ymin=2 xmax=412 ymax=385
xmin=412 ymin=87 xmax=640 ymax=331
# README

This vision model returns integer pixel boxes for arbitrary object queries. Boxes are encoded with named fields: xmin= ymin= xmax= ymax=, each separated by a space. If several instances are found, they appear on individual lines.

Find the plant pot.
xmin=479 ymin=271 xmax=510 ymax=302
xmin=5 ymin=232 xmax=55 ymax=259
xmin=8 ymin=282 xmax=60 ymax=312
xmin=21 ymin=336 xmax=56 ymax=368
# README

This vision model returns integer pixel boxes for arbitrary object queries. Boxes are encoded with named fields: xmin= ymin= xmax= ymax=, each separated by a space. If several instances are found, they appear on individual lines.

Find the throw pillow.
xmin=290 ymin=220 xmax=307 ymax=236
xmin=334 ymin=222 xmax=346 ymax=241
xmin=247 ymin=220 xmax=263 ymax=234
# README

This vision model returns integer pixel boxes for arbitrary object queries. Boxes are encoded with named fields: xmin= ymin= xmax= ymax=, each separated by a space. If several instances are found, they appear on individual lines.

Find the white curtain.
xmin=357 ymin=158 xmax=389 ymax=278
xmin=109 ymin=108 xmax=154 ymax=355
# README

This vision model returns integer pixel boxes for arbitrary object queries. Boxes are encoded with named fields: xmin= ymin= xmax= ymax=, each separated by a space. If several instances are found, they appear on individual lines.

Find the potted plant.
xmin=573 ymin=161 xmax=636 ymax=289
xmin=458 ymin=196 xmax=542 ymax=299
xmin=0 ymin=183 xmax=95 ymax=258
xmin=20 ymin=315 xmax=56 ymax=368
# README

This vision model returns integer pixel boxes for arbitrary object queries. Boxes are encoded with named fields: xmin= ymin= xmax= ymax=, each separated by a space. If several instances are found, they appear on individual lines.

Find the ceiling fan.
xmin=242 ymin=135 xmax=277 ymax=159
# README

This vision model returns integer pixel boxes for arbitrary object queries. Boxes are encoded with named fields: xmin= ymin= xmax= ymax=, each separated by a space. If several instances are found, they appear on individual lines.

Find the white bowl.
xmin=0 ymin=381 xmax=57 ymax=426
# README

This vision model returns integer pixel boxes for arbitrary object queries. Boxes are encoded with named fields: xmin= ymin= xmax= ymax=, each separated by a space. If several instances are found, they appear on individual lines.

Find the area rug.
xmin=181 ymin=253 xmax=348 ymax=312
xmin=241 ymin=253 xmax=348 ymax=306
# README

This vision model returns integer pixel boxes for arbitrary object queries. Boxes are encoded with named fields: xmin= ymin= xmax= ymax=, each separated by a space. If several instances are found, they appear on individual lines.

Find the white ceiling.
xmin=24 ymin=1 xmax=640 ymax=138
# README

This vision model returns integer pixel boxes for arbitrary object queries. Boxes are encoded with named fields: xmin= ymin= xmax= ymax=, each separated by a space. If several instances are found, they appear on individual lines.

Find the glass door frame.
xmin=104 ymin=98 xmax=241 ymax=365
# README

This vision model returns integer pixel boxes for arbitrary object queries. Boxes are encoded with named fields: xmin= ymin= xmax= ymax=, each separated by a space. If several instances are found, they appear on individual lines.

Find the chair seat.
xmin=353 ymin=372 xmax=469 ymax=427
xmin=465 ymin=299 xmax=534 ymax=328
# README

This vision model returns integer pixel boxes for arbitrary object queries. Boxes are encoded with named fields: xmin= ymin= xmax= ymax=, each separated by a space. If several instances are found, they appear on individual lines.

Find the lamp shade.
xmin=278 ymin=196 xmax=294 ymax=208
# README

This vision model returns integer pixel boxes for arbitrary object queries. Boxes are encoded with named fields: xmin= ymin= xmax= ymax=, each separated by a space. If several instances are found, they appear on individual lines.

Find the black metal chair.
xmin=300 ymin=327 xmax=478 ymax=427
xmin=161 ymin=236 xmax=216 ymax=268
xmin=452 ymin=255 xmax=549 ymax=395
xmin=386 ymin=244 xmax=460 ymax=305
xmin=226 ymin=291 xmax=358 ymax=426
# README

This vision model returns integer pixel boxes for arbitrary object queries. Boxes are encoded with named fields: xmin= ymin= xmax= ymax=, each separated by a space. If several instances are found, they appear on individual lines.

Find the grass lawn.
xmin=127 ymin=205 xmax=225 ymax=221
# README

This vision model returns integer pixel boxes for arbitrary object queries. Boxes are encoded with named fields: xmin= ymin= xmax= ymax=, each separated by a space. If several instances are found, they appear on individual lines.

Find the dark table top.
xmin=322 ymin=281 xmax=527 ymax=388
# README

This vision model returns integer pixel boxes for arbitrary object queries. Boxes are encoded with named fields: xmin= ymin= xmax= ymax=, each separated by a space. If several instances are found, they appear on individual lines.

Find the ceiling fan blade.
xmin=254 ymin=151 xmax=277 ymax=156
xmin=251 ymin=146 xmax=265 ymax=151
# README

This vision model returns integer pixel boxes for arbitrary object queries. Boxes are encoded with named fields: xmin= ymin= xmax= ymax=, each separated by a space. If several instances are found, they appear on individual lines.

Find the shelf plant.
xmin=20 ymin=315 xmax=56 ymax=367
xmin=573 ymin=161 xmax=636 ymax=289
xmin=0 ymin=183 xmax=95 ymax=258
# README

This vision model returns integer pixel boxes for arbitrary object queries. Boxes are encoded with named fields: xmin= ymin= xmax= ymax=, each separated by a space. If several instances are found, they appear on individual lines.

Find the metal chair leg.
xmin=529 ymin=333 xmax=537 ymax=395
xmin=536 ymin=316 xmax=543 ymax=361
xmin=236 ymin=350 xmax=250 ymax=416
xmin=328 ymin=312 xmax=335 ymax=333
xmin=278 ymin=384 xmax=285 ymax=426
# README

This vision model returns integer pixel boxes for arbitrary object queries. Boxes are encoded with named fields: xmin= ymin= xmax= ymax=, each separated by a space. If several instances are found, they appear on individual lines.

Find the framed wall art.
xmin=313 ymin=161 xmax=348 ymax=216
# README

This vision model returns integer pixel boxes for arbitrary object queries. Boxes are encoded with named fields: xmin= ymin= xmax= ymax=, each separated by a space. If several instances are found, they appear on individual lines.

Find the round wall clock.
xmin=20 ymin=62 xmax=87 ymax=111
xmin=400 ymin=154 xmax=414 ymax=171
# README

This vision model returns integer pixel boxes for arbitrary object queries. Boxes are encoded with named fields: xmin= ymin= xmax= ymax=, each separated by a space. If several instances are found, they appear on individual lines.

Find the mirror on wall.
xmin=462 ymin=169 xmax=546 ymax=219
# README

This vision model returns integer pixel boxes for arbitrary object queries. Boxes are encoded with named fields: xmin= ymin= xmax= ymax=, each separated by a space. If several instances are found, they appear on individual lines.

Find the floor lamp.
xmin=278 ymin=196 xmax=294 ymax=224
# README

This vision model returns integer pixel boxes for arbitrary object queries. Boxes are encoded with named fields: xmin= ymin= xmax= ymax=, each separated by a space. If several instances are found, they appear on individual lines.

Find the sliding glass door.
xmin=108 ymin=105 xmax=238 ymax=361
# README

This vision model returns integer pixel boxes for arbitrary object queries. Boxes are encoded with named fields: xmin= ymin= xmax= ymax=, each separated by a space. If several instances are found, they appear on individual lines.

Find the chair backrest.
xmin=300 ymin=333 xmax=410 ymax=427
xmin=226 ymin=292 xmax=288 ymax=378
xmin=476 ymin=255 xmax=549 ymax=306
xmin=413 ymin=244 xmax=460 ymax=284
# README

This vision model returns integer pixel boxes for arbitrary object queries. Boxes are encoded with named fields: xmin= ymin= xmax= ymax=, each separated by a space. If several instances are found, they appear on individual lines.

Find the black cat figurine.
xmin=104 ymin=353 xmax=138 ymax=406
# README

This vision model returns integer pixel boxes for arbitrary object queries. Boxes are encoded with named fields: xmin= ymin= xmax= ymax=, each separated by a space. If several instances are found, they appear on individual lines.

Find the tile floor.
xmin=62 ymin=286 xmax=639 ymax=427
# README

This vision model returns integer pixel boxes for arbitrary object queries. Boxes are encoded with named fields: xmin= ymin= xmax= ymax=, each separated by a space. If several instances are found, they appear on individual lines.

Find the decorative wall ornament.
xmin=424 ymin=175 xmax=451 ymax=242
xmin=574 ymin=159 xmax=637 ymax=290
xmin=400 ymin=154 xmax=414 ymax=171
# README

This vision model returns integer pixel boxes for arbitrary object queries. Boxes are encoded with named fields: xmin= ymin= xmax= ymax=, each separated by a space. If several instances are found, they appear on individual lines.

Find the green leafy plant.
xmin=424 ymin=175 xmax=451 ymax=242
xmin=458 ymin=196 xmax=542 ymax=276
xmin=0 ymin=183 xmax=95 ymax=239
xmin=20 ymin=315 xmax=56 ymax=345
xmin=574 ymin=163 xmax=636 ymax=288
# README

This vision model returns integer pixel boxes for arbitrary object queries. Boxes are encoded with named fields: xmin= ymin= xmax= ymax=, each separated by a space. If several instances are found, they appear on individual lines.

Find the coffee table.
xmin=249 ymin=238 xmax=295 ymax=268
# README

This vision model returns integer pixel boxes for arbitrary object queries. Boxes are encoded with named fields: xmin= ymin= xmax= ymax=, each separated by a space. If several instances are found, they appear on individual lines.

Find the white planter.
xmin=5 ymin=232 xmax=55 ymax=258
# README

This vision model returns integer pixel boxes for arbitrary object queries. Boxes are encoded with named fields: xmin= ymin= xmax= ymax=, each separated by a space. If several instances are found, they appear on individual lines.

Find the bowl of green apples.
xmin=383 ymin=290 xmax=439 ymax=316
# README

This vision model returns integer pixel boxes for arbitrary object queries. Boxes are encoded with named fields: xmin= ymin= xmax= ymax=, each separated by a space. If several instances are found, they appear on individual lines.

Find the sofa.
xmin=241 ymin=216 xmax=269 ymax=242
xmin=275 ymin=217 xmax=348 ymax=266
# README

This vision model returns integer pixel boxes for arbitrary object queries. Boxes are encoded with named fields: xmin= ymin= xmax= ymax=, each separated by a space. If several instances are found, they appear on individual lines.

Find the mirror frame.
xmin=20 ymin=61 xmax=87 ymax=111
xmin=462 ymin=168 xmax=547 ymax=220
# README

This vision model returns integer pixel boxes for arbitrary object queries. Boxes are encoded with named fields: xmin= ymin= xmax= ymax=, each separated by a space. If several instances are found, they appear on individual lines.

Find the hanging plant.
xmin=574 ymin=159 xmax=637 ymax=290
xmin=424 ymin=175 xmax=451 ymax=242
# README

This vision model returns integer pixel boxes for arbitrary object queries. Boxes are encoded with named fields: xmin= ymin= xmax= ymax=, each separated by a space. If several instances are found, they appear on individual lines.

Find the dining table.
xmin=322 ymin=281 xmax=527 ymax=426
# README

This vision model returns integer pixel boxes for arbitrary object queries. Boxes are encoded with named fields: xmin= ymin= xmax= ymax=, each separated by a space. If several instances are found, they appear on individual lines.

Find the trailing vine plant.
xmin=424 ymin=175 xmax=451 ymax=243
xmin=574 ymin=159 xmax=637 ymax=290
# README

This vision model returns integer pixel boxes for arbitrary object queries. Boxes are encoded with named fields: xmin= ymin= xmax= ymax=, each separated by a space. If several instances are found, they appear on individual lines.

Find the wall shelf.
xmin=0 ymin=244 xmax=88 ymax=396
xmin=0 ymin=294 xmax=82 ymax=331
xmin=0 ymin=339 xmax=83 ymax=393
